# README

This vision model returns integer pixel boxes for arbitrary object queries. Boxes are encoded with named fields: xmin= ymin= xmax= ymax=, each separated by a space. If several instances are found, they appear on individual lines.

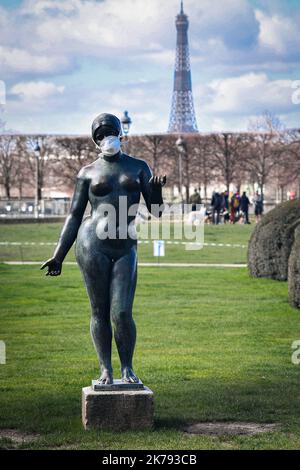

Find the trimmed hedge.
xmin=248 ymin=200 xmax=300 ymax=281
xmin=288 ymin=224 xmax=300 ymax=308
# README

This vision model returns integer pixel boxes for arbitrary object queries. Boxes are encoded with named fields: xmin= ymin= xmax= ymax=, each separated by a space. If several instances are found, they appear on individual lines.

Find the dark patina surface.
xmin=42 ymin=114 xmax=166 ymax=385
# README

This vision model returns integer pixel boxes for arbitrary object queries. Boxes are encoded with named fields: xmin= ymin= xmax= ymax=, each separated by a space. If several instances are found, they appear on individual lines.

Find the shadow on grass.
xmin=1 ymin=372 xmax=298 ymax=436
xmin=153 ymin=375 xmax=300 ymax=431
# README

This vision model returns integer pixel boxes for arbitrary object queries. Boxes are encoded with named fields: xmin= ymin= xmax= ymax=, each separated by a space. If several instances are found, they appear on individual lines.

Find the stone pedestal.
xmin=82 ymin=383 xmax=154 ymax=431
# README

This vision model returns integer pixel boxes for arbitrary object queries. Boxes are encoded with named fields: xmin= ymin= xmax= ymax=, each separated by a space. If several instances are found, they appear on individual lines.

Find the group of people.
xmin=210 ymin=190 xmax=263 ymax=225
xmin=188 ymin=188 xmax=264 ymax=225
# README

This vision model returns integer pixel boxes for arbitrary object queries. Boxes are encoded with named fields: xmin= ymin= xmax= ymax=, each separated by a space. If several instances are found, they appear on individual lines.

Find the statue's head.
xmin=91 ymin=113 xmax=122 ymax=146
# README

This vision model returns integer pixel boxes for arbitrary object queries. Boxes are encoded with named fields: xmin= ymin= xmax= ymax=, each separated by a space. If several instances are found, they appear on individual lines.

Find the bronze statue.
xmin=41 ymin=113 xmax=166 ymax=385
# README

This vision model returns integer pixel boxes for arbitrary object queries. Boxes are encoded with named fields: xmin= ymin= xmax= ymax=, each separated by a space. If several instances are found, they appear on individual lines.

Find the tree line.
xmin=0 ymin=128 xmax=299 ymax=202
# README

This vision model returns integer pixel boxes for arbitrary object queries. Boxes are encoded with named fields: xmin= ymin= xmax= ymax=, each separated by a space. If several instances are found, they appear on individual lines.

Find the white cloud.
xmin=210 ymin=118 xmax=227 ymax=132
xmin=91 ymin=81 xmax=171 ymax=133
xmin=198 ymin=73 xmax=294 ymax=115
xmin=2 ymin=0 xmax=260 ymax=63
xmin=11 ymin=81 xmax=65 ymax=101
xmin=5 ymin=76 xmax=170 ymax=134
xmin=1 ymin=0 xmax=297 ymax=77
xmin=1 ymin=0 xmax=300 ymax=134
xmin=208 ymin=116 xmax=251 ymax=133
xmin=256 ymin=10 xmax=299 ymax=54
xmin=0 ymin=46 xmax=70 ymax=75
xmin=139 ymin=50 xmax=175 ymax=66
xmin=20 ymin=0 xmax=79 ymax=15
xmin=25 ymin=0 xmax=175 ymax=54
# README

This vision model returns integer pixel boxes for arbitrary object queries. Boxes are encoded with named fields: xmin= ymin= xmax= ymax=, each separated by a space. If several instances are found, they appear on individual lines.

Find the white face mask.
xmin=99 ymin=135 xmax=121 ymax=156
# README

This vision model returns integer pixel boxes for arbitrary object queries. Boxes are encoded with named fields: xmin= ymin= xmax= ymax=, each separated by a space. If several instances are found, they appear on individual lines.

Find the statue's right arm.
xmin=41 ymin=169 xmax=89 ymax=275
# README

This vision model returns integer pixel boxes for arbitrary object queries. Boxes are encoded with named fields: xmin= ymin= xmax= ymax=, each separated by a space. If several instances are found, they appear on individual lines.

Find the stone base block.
xmin=82 ymin=385 xmax=154 ymax=431
xmin=92 ymin=378 xmax=144 ymax=392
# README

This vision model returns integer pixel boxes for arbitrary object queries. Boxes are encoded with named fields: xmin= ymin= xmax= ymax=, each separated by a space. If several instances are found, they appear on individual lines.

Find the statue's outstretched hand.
xmin=41 ymin=257 xmax=62 ymax=276
xmin=149 ymin=175 xmax=167 ymax=188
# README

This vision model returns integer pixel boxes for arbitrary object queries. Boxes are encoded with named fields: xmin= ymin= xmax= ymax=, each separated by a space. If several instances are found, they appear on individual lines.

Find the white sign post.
xmin=153 ymin=240 xmax=165 ymax=264
xmin=0 ymin=341 xmax=6 ymax=365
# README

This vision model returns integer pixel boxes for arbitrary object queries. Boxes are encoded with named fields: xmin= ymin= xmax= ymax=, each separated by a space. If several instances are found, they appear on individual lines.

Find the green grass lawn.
xmin=0 ymin=222 xmax=251 ymax=264
xmin=1 ymin=259 xmax=300 ymax=449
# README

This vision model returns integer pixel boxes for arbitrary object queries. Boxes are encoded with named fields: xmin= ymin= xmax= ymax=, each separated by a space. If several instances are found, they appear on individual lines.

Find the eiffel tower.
xmin=168 ymin=1 xmax=198 ymax=133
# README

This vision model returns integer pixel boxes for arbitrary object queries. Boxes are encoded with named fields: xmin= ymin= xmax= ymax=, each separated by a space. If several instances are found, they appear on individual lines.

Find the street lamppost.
xmin=176 ymin=136 xmax=186 ymax=213
xmin=34 ymin=140 xmax=41 ymax=219
xmin=121 ymin=110 xmax=132 ymax=141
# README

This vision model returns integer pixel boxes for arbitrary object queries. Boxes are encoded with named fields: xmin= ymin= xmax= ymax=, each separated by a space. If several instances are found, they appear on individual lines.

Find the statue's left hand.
xmin=149 ymin=175 xmax=167 ymax=188
xmin=40 ymin=257 xmax=62 ymax=276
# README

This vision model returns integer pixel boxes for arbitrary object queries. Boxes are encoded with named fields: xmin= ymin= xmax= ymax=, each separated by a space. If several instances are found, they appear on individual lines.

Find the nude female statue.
xmin=41 ymin=113 xmax=166 ymax=385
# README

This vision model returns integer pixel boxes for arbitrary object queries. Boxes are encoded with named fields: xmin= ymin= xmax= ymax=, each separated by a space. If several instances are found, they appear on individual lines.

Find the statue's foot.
xmin=122 ymin=366 xmax=139 ymax=384
xmin=98 ymin=369 xmax=113 ymax=385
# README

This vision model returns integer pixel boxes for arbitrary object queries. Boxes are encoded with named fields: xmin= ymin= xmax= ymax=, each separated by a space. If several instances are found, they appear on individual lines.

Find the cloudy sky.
xmin=0 ymin=0 xmax=299 ymax=135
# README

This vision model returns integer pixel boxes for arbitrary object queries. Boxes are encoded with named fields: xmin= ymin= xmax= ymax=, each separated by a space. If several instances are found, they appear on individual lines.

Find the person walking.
xmin=211 ymin=191 xmax=222 ymax=225
xmin=230 ymin=193 xmax=240 ymax=224
xmin=235 ymin=192 xmax=241 ymax=217
xmin=240 ymin=191 xmax=251 ymax=224
xmin=189 ymin=188 xmax=202 ymax=211
xmin=254 ymin=192 xmax=263 ymax=223
xmin=223 ymin=191 xmax=229 ymax=211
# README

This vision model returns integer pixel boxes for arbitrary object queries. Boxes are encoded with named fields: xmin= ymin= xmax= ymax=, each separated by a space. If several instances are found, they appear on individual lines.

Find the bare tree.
xmin=191 ymin=134 xmax=215 ymax=201
xmin=209 ymin=133 xmax=248 ymax=192
xmin=54 ymin=136 xmax=96 ymax=187
xmin=245 ymin=112 xmax=287 ymax=199
xmin=248 ymin=110 xmax=285 ymax=134
xmin=244 ymin=134 xmax=279 ymax=199
xmin=0 ymin=134 xmax=17 ymax=198
xmin=176 ymin=135 xmax=197 ymax=203
xmin=274 ymin=129 xmax=300 ymax=199
xmin=25 ymin=136 xmax=53 ymax=200
xmin=126 ymin=134 xmax=177 ymax=195
xmin=13 ymin=136 xmax=33 ymax=199
xmin=131 ymin=135 xmax=166 ymax=173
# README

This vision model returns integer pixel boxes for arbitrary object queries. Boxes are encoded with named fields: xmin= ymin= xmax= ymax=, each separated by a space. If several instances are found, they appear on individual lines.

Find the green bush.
xmin=248 ymin=200 xmax=300 ymax=281
xmin=288 ymin=224 xmax=300 ymax=308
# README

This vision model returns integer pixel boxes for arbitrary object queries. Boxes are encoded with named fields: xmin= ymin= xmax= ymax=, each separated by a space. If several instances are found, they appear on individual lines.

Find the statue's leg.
xmin=78 ymin=250 xmax=113 ymax=384
xmin=110 ymin=246 xmax=139 ymax=383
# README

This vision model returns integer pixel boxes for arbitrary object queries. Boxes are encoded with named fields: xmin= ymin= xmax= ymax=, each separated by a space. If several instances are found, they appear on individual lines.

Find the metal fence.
xmin=0 ymin=197 xmax=286 ymax=220
xmin=0 ymin=198 xmax=71 ymax=218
